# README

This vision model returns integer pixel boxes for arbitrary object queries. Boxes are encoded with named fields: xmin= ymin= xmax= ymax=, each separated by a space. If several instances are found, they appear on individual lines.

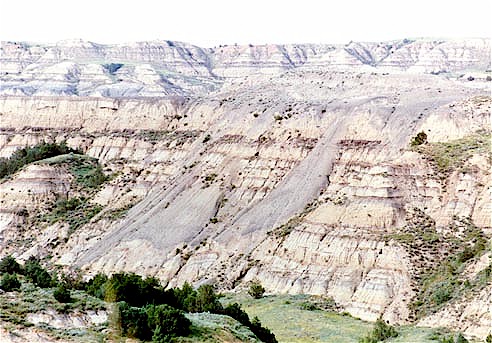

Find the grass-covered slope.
xmin=222 ymin=293 xmax=480 ymax=343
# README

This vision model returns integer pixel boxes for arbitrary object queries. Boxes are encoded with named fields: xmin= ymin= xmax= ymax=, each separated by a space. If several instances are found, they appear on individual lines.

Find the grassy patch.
xmin=222 ymin=294 xmax=372 ymax=342
xmin=221 ymin=293 xmax=450 ymax=343
xmin=137 ymin=129 xmax=170 ymax=142
xmin=42 ymin=197 xmax=102 ymax=237
xmin=268 ymin=201 xmax=320 ymax=239
xmin=409 ymin=217 xmax=491 ymax=319
xmin=100 ymin=205 xmax=131 ymax=221
xmin=176 ymin=313 xmax=260 ymax=342
xmin=412 ymin=131 xmax=491 ymax=176
xmin=40 ymin=153 xmax=108 ymax=190
xmin=385 ymin=210 xmax=490 ymax=321
xmin=99 ymin=195 xmax=139 ymax=222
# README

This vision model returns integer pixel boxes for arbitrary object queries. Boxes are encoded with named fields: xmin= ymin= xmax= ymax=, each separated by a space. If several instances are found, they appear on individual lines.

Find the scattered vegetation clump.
xmin=248 ymin=280 xmax=265 ymax=299
xmin=410 ymin=131 xmax=428 ymax=146
xmin=201 ymin=173 xmax=218 ymax=188
xmin=53 ymin=283 xmax=72 ymax=303
xmin=268 ymin=214 xmax=303 ymax=239
xmin=0 ymin=255 xmax=22 ymax=274
xmin=41 ymin=153 xmax=109 ymax=190
xmin=136 ymin=129 xmax=170 ymax=142
xmin=202 ymin=134 xmax=211 ymax=143
xmin=71 ymin=162 xmax=107 ymax=189
xmin=24 ymin=257 xmax=55 ymax=288
xmin=433 ymin=332 xmax=469 ymax=343
xmin=411 ymin=131 xmax=491 ymax=176
xmin=409 ymin=216 xmax=491 ymax=319
xmin=268 ymin=201 xmax=321 ymax=240
xmin=358 ymin=317 xmax=398 ymax=343
xmin=0 ymin=141 xmax=80 ymax=179
xmin=0 ymin=273 xmax=21 ymax=291
xmin=299 ymin=301 xmax=319 ymax=311
xmin=43 ymin=197 xmax=102 ymax=237
xmin=203 ymin=173 xmax=217 ymax=182
xmin=119 ymin=302 xmax=191 ymax=342
xmin=101 ymin=202 xmax=135 ymax=221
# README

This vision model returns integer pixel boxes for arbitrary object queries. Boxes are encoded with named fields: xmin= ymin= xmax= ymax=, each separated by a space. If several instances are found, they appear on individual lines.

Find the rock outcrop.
xmin=0 ymin=38 xmax=491 ymax=339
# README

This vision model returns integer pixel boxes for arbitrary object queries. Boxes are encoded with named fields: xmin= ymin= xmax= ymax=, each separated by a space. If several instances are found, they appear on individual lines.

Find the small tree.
xmin=85 ymin=273 xmax=108 ymax=299
xmin=53 ymin=283 xmax=72 ymax=303
xmin=250 ymin=316 xmax=278 ymax=343
xmin=0 ymin=273 xmax=21 ymax=291
xmin=248 ymin=280 xmax=265 ymax=299
xmin=410 ymin=131 xmax=428 ymax=146
xmin=223 ymin=302 xmax=251 ymax=326
xmin=359 ymin=317 xmax=398 ymax=343
xmin=146 ymin=304 xmax=191 ymax=341
xmin=0 ymin=255 xmax=21 ymax=274
xmin=455 ymin=333 xmax=468 ymax=343
xmin=24 ymin=257 xmax=53 ymax=288
xmin=195 ymin=284 xmax=223 ymax=313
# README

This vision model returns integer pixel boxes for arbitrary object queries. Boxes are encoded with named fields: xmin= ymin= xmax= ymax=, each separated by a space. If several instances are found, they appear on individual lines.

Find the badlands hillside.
xmin=0 ymin=38 xmax=491 ymax=341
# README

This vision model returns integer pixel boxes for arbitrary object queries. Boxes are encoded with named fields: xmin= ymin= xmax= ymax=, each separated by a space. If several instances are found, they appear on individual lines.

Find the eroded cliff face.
xmin=1 ymin=38 xmax=490 ymax=96
xmin=0 ymin=38 xmax=491 ymax=339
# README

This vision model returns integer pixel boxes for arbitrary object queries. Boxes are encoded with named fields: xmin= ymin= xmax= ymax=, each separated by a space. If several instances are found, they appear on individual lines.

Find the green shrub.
xmin=485 ymin=333 xmax=492 ymax=343
xmin=222 ymin=302 xmax=277 ymax=343
xmin=202 ymin=134 xmax=211 ymax=143
xmin=44 ymin=197 xmax=103 ymax=237
xmin=437 ymin=333 xmax=469 ymax=343
xmin=195 ymin=284 xmax=223 ymax=313
xmin=358 ymin=317 xmax=398 ymax=343
xmin=119 ymin=302 xmax=150 ymax=340
xmin=84 ymin=273 xmax=108 ymax=299
xmin=173 ymin=281 xmax=196 ymax=310
xmin=250 ymin=316 xmax=278 ymax=343
xmin=104 ymin=272 xmax=168 ymax=307
xmin=248 ymin=280 xmax=265 ymax=299
xmin=0 ymin=273 xmax=21 ymax=291
xmin=410 ymin=131 xmax=428 ymax=146
xmin=118 ymin=302 xmax=191 ymax=342
xmin=0 ymin=255 xmax=22 ymax=274
xmin=223 ymin=302 xmax=251 ymax=325
xmin=432 ymin=281 xmax=453 ymax=305
xmin=455 ymin=333 xmax=468 ymax=343
xmin=72 ymin=164 xmax=107 ymax=189
xmin=24 ymin=257 xmax=54 ymax=288
xmin=83 ymin=273 xmax=276 ymax=342
xmin=146 ymin=304 xmax=191 ymax=341
xmin=53 ymin=283 xmax=72 ymax=303
xmin=299 ymin=301 xmax=319 ymax=311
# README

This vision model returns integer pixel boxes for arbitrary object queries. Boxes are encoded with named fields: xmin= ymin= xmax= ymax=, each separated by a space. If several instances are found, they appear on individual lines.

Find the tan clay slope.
xmin=0 ymin=68 xmax=490 ymax=338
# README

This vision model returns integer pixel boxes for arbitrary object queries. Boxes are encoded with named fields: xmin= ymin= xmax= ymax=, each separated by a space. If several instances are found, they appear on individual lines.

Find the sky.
xmin=0 ymin=0 xmax=491 ymax=47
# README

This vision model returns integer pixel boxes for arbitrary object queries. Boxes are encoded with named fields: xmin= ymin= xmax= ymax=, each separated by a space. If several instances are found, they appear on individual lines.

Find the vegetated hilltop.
xmin=0 ymin=38 xmax=490 ymax=341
